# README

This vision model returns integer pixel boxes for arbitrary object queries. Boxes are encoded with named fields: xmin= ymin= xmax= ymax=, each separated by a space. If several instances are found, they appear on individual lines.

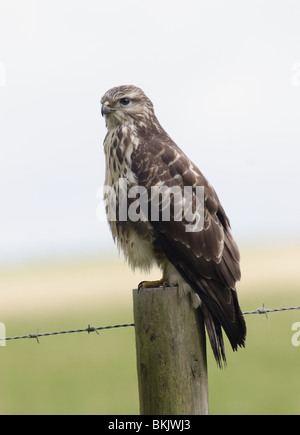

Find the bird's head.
xmin=101 ymin=85 xmax=154 ymax=129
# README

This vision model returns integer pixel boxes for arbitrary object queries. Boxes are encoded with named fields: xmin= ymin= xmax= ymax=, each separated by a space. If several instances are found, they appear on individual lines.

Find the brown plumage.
xmin=101 ymin=85 xmax=246 ymax=367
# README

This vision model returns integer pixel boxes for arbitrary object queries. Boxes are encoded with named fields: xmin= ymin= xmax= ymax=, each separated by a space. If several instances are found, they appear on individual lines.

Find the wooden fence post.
xmin=133 ymin=286 xmax=209 ymax=415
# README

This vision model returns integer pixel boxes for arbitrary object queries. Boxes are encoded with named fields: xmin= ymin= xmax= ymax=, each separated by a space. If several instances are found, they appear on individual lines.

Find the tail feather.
xmin=198 ymin=284 xmax=246 ymax=367
xmin=201 ymin=303 xmax=227 ymax=368
xmin=177 ymin=268 xmax=245 ymax=367
xmin=175 ymin=263 xmax=246 ymax=365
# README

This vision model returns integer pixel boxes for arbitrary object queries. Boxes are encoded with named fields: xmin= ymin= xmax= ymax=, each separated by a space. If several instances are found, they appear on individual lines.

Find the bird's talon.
xmin=138 ymin=281 xmax=147 ymax=292
xmin=137 ymin=278 xmax=169 ymax=291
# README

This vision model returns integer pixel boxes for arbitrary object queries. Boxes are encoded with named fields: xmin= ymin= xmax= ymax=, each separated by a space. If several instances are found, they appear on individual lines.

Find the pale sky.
xmin=0 ymin=0 xmax=300 ymax=263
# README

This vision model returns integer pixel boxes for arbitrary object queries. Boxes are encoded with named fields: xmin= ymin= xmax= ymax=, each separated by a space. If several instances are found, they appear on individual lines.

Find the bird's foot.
xmin=138 ymin=278 xmax=168 ymax=292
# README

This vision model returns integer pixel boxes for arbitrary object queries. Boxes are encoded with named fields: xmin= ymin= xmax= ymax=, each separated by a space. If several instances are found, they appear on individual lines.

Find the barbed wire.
xmin=0 ymin=323 xmax=134 ymax=344
xmin=243 ymin=304 xmax=300 ymax=319
xmin=0 ymin=304 xmax=299 ymax=344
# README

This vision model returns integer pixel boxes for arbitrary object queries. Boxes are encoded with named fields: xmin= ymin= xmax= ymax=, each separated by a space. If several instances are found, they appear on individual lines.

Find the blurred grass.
xmin=0 ymin=305 xmax=139 ymax=415
xmin=0 ymin=247 xmax=300 ymax=415
xmin=208 ymin=291 xmax=300 ymax=415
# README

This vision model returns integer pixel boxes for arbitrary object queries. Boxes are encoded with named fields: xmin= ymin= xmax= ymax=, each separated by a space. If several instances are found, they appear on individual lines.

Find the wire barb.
xmin=87 ymin=325 xmax=99 ymax=335
xmin=29 ymin=330 xmax=40 ymax=344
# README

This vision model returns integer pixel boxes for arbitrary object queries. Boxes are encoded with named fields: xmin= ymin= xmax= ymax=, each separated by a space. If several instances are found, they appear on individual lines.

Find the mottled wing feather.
xmin=131 ymin=132 xmax=246 ymax=363
xmin=131 ymin=133 xmax=240 ymax=287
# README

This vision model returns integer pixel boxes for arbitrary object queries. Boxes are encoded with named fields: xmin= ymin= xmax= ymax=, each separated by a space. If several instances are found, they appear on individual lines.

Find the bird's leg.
xmin=138 ymin=263 xmax=169 ymax=291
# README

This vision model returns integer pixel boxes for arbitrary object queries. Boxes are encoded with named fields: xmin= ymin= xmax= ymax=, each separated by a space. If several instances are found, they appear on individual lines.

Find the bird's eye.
xmin=119 ymin=97 xmax=130 ymax=106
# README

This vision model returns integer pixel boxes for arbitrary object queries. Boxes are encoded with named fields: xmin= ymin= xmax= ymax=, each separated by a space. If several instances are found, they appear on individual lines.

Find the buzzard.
xmin=101 ymin=85 xmax=246 ymax=366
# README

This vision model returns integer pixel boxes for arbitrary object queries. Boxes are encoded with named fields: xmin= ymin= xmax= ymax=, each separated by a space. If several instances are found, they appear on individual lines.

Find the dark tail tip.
xmin=201 ymin=300 xmax=246 ymax=368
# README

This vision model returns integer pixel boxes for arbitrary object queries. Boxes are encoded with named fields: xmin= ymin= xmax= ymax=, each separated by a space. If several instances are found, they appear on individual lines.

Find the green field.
xmin=0 ymin=246 xmax=299 ymax=415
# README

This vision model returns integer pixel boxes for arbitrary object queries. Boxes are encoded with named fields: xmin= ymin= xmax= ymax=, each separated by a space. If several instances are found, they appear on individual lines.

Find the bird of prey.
xmin=101 ymin=85 xmax=246 ymax=366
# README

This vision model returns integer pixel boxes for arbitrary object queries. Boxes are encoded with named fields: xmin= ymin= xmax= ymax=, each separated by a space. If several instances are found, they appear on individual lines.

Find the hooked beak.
xmin=101 ymin=100 xmax=112 ymax=116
